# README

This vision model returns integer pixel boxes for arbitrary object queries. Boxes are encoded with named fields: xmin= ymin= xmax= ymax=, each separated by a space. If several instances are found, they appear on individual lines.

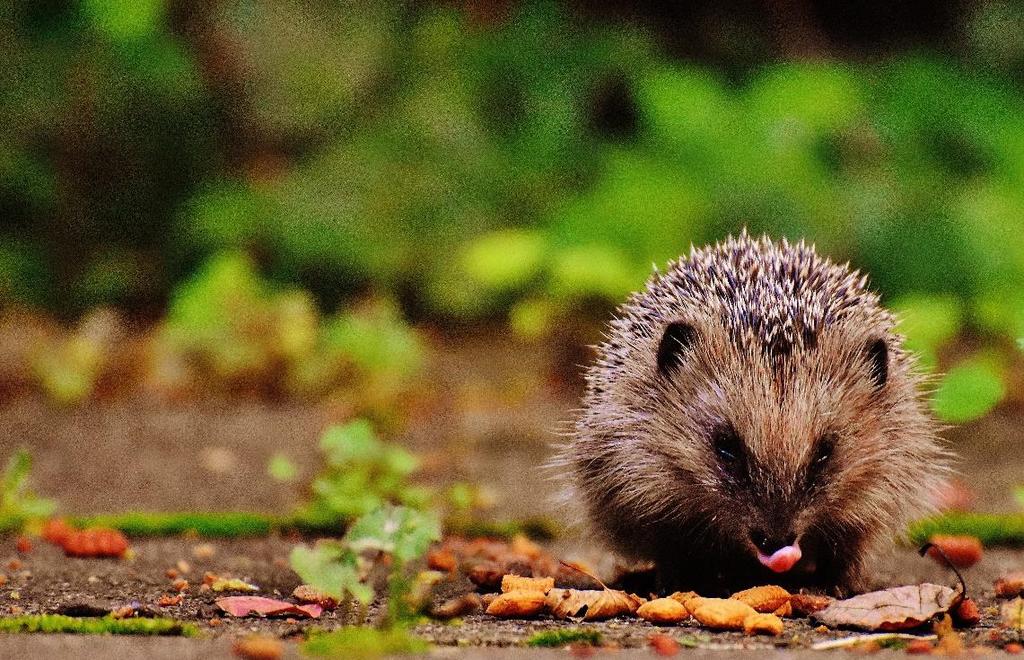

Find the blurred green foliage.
xmin=161 ymin=251 xmax=423 ymax=405
xmin=2 ymin=1 xmax=1023 ymax=419
xmin=0 ymin=448 xmax=56 ymax=530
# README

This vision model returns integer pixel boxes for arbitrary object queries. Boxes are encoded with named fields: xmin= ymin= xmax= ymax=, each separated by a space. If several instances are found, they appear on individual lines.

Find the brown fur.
xmin=562 ymin=233 xmax=950 ymax=595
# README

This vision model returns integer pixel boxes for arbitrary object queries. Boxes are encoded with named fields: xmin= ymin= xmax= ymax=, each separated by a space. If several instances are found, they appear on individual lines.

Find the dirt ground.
xmin=0 ymin=336 xmax=1022 ymax=657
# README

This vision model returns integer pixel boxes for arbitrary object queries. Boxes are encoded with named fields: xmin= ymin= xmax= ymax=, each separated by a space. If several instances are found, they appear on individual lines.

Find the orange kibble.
xmin=172 ymin=579 xmax=189 ymax=592
xmin=742 ymin=612 xmax=784 ymax=636
xmin=638 ymin=597 xmax=689 ymax=624
xmin=500 ymin=574 xmax=554 ymax=594
xmin=158 ymin=594 xmax=182 ymax=607
xmin=690 ymin=598 xmax=757 ymax=630
xmin=485 ymin=590 xmax=547 ymax=618
xmin=731 ymin=585 xmax=791 ymax=613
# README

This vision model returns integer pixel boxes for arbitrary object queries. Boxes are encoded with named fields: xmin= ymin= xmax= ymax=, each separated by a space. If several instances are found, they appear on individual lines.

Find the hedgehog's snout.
xmin=749 ymin=528 xmax=802 ymax=572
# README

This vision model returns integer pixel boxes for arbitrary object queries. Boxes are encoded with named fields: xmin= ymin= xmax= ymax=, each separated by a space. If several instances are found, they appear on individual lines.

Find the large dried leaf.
xmin=545 ymin=587 xmax=643 ymax=621
xmin=812 ymin=584 xmax=959 ymax=631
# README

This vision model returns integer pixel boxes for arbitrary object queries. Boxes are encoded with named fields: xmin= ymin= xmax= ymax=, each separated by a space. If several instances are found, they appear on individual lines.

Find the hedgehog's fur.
xmin=564 ymin=232 xmax=950 ymax=595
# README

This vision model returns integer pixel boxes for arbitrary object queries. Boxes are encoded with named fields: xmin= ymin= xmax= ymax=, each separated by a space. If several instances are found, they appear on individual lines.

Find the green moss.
xmin=72 ymin=511 xmax=280 ymax=537
xmin=62 ymin=510 xmax=558 ymax=541
xmin=302 ymin=626 xmax=427 ymax=657
xmin=526 ymin=628 xmax=602 ymax=648
xmin=908 ymin=513 xmax=1024 ymax=546
xmin=0 ymin=614 xmax=198 ymax=636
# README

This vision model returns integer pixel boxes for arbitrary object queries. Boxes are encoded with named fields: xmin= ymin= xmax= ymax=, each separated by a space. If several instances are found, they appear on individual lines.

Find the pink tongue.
xmin=757 ymin=543 xmax=802 ymax=573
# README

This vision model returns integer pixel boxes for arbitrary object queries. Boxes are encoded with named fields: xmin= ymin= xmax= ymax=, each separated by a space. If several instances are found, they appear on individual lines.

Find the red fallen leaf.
xmin=926 ymin=535 xmax=982 ymax=568
xmin=215 ymin=596 xmax=322 ymax=619
xmin=811 ymin=584 xmax=960 ymax=631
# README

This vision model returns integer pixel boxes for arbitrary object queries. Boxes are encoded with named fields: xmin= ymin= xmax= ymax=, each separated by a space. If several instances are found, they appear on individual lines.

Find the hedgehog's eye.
xmin=807 ymin=433 xmax=836 ymax=482
xmin=711 ymin=424 xmax=744 ymax=472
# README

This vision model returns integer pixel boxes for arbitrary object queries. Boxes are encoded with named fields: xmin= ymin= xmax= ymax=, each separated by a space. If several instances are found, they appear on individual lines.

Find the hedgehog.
xmin=563 ymin=232 xmax=950 ymax=595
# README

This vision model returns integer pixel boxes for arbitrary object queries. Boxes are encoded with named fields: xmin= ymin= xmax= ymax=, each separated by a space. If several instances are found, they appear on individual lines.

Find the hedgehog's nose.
xmin=750 ymin=529 xmax=797 ymax=555
xmin=750 ymin=528 xmax=802 ymax=573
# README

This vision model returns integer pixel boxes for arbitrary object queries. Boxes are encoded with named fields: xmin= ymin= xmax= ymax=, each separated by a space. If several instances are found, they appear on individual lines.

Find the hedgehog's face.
xmin=646 ymin=313 xmax=931 ymax=578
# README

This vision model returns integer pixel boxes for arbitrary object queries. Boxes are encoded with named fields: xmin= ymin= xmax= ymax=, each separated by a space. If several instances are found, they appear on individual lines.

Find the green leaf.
xmin=345 ymin=505 xmax=440 ymax=565
xmin=320 ymin=420 xmax=381 ymax=465
xmin=289 ymin=543 xmax=373 ymax=604
xmin=932 ymin=358 xmax=1006 ymax=423
xmin=2 ymin=449 xmax=31 ymax=503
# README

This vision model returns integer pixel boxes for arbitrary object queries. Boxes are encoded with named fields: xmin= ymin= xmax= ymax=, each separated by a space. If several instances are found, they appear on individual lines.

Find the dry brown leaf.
xmin=996 ymin=573 xmax=1024 ymax=599
xmin=545 ymin=587 xmax=644 ymax=621
xmin=743 ymin=612 xmax=784 ymax=636
xmin=636 ymin=597 xmax=689 ymax=624
xmin=500 ymin=574 xmax=554 ymax=594
xmin=811 ymin=583 xmax=960 ymax=631
xmin=292 ymin=584 xmax=338 ymax=610
xmin=731 ymin=585 xmax=791 ymax=613
xmin=790 ymin=593 xmax=832 ymax=617
xmin=485 ymin=590 xmax=546 ymax=618
xmin=431 ymin=593 xmax=482 ymax=619
xmin=689 ymin=597 xmax=757 ymax=630
xmin=1003 ymin=598 xmax=1024 ymax=632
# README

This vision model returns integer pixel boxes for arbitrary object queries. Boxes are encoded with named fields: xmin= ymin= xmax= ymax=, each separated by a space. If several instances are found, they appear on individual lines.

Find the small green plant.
xmin=296 ymin=420 xmax=430 ymax=526
xmin=0 ymin=614 xmax=198 ymax=636
xmin=302 ymin=626 xmax=428 ymax=658
xmin=290 ymin=504 xmax=441 ymax=626
xmin=0 ymin=449 xmax=56 ymax=531
xmin=526 ymin=628 xmax=602 ymax=648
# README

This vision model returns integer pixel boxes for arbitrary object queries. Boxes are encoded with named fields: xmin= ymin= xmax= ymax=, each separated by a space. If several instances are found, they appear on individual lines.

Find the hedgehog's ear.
xmin=657 ymin=322 xmax=697 ymax=376
xmin=865 ymin=338 xmax=888 ymax=389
